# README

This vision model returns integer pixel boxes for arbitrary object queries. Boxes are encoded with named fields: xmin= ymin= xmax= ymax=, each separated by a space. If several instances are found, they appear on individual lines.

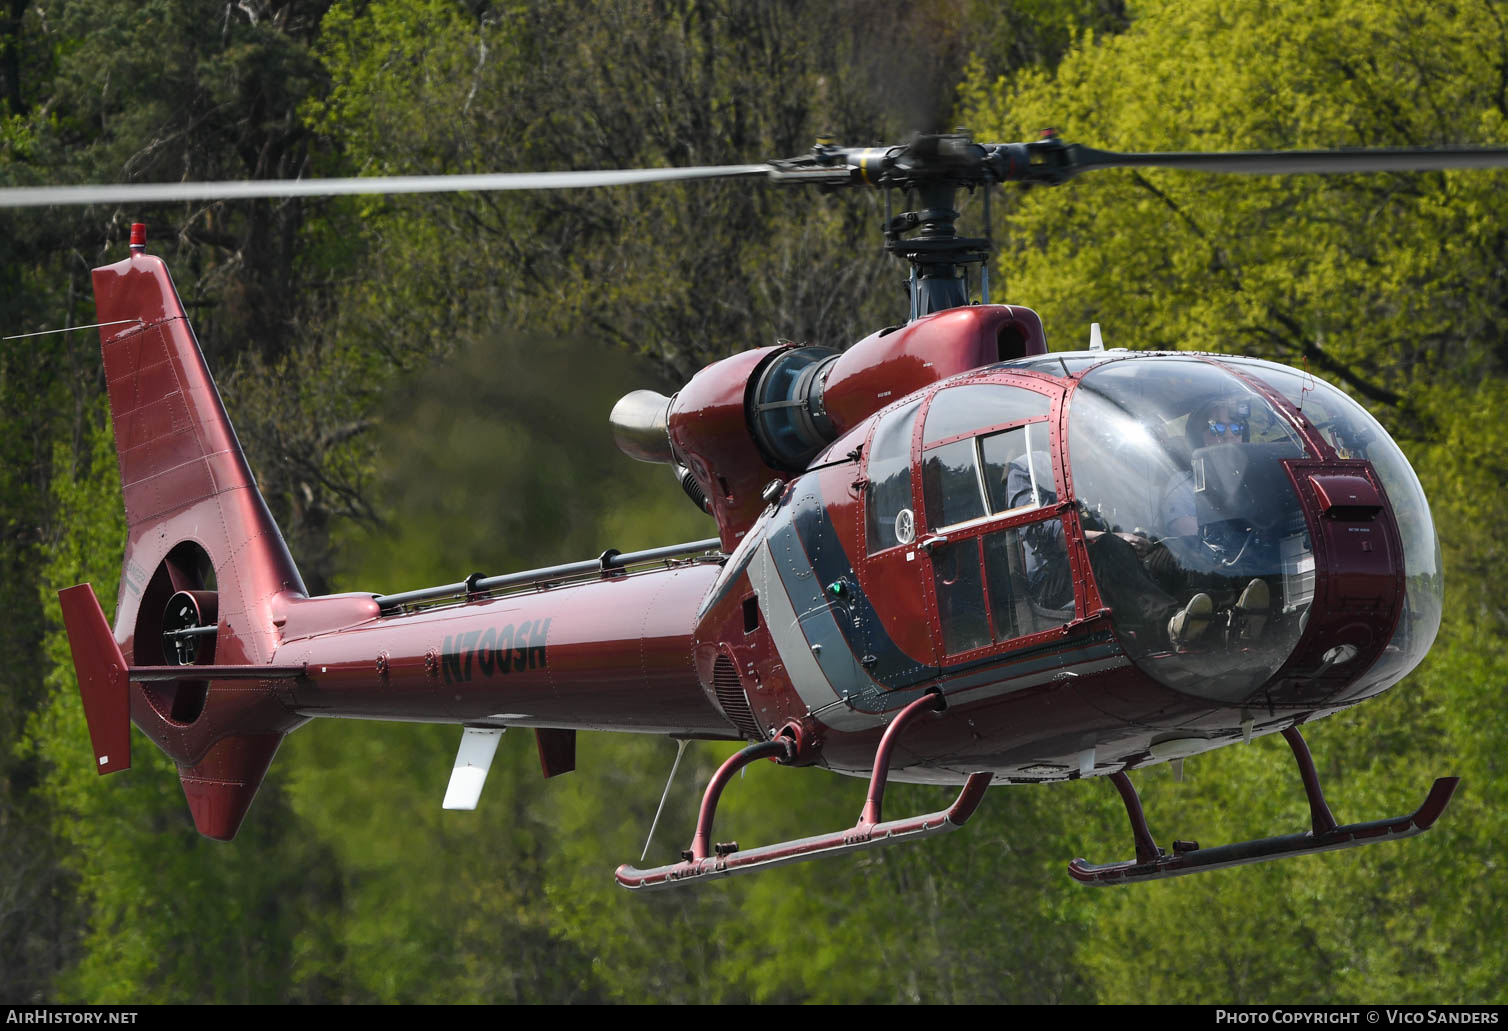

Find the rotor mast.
xmin=769 ymin=130 xmax=1054 ymax=321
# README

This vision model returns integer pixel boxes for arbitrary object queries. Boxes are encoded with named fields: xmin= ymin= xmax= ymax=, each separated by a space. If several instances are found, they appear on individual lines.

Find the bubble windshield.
xmin=1216 ymin=357 xmax=1442 ymax=695
xmin=1068 ymin=357 xmax=1312 ymax=701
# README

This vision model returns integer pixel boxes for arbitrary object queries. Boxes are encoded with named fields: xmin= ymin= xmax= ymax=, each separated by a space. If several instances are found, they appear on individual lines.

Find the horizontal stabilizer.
xmin=57 ymin=584 xmax=132 ymax=775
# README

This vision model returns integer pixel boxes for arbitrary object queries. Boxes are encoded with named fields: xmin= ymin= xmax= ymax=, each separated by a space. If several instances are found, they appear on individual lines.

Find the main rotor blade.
xmin=0 ymin=164 xmax=773 ymax=209
xmin=1066 ymin=144 xmax=1508 ymax=177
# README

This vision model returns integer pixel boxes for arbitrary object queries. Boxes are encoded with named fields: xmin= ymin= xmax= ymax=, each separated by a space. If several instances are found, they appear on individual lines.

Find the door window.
xmin=923 ymin=421 xmax=1052 ymax=530
xmin=865 ymin=399 xmax=923 ymax=554
xmin=931 ymin=519 xmax=1075 ymax=656
xmin=917 ymin=383 xmax=1074 ymax=655
xmin=922 ymin=383 xmax=1050 ymax=444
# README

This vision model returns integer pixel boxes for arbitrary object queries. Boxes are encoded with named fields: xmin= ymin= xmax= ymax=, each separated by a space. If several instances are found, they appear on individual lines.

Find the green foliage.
xmin=2 ymin=5 xmax=349 ymax=997
xmin=304 ymin=0 xmax=946 ymax=382
xmin=963 ymin=0 xmax=1508 ymax=404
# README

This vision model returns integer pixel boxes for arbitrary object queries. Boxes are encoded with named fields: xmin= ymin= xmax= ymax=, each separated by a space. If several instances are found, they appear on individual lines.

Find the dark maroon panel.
xmin=822 ymin=305 xmax=1047 ymax=434
xmin=666 ymin=346 xmax=786 ymax=551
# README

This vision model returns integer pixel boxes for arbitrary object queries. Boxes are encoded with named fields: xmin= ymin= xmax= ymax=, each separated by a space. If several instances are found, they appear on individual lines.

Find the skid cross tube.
xmin=690 ymin=738 xmax=794 ymax=860
xmin=860 ymin=690 xmax=947 ymax=824
xmin=1069 ymin=726 xmax=1460 ymax=885
xmin=616 ymin=692 xmax=994 ymax=890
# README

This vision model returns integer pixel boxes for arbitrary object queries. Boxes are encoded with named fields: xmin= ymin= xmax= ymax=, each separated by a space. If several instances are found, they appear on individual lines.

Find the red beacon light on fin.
xmin=129 ymin=223 xmax=146 ymax=254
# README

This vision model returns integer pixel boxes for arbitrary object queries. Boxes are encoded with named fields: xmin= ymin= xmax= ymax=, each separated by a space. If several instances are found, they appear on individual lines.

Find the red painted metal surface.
xmin=1309 ymin=473 xmax=1384 ymax=515
xmin=1263 ymin=459 xmax=1404 ymax=706
xmin=282 ymin=564 xmax=731 ymax=734
xmin=689 ymin=738 xmax=794 ymax=860
xmin=859 ymin=691 xmax=946 ymax=823
xmin=821 ymin=306 xmax=1047 ymax=434
xmin=665 ymin=346 xmax=787 ymax=552
xmin=1283 ymin=725 xmax=1340 ymax=836
xmin=179 ymin=734 xmax=284 ymax=842
xmin=57 ymin=584 xmax=133 ymax=775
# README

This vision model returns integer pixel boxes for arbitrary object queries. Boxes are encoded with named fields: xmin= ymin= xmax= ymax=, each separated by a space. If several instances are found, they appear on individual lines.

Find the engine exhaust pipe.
xmin=610 ymin=389 xmax=674 ymax=464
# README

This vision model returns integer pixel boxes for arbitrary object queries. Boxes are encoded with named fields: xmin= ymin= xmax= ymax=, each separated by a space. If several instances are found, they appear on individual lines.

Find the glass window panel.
xmin=924 ymin=384 xmax=1051 ymax=444
xmin=1217 ymin=356 xmax=1441 ymax=691
xmin=865 ymin=400 xmax=922 ymax=554
xmin=1066 ymin=356 xmax=1315 ymax=701
xmin=997 ymin=354 xmax=1107 ymax=378
xmin=983 ymin=421 xmax=1053 ymax=513
xmin=932 ymin=540 xmax=991 ymax=655
xmin=983 ymin=521 xmax=1075 ymax=643
xmin=923 ymin=438 xmax=987 ymax=528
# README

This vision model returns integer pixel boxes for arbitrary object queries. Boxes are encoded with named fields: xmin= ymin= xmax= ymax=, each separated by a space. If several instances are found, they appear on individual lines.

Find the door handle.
xmin=918 ymin=535 xmax=948 ymax=555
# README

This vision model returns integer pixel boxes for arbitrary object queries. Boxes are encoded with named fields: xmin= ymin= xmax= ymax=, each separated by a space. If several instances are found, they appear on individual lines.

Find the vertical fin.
xmin=92 ymin=250 xmax=304 ymax=670
xmin=178 ymin=734 xmax=283 ymax=841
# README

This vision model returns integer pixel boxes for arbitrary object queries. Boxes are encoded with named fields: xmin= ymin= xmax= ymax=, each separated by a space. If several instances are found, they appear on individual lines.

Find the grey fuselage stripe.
xmin=752 ymin=529 xmax=1129 ymax=733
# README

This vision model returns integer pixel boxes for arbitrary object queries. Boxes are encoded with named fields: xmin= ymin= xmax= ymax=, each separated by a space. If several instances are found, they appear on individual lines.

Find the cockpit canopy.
xmin=1066 ymin=357 xmax=1313 ymax=698
xmin=855 ymin=351 xmax=1440 ymax=706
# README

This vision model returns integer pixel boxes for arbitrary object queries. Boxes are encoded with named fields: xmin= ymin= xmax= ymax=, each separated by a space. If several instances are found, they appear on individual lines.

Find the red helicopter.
xmin=13 ymin=132 xmax=1508 ymax=889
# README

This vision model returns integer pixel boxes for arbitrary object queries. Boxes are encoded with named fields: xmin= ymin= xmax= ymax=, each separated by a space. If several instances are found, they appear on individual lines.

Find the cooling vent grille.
xmin=712 ymin=655 xmax=762 ymax=740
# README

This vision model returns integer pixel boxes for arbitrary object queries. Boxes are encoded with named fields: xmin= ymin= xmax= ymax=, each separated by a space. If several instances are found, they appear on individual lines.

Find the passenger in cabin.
xmin=1004 ymin=448 xmax=1074 ymax=612
xmin=1161 ymin=397 xmax=1250 ymax=537
xmin=1006 ymin=449 xmax=1180 ymax=636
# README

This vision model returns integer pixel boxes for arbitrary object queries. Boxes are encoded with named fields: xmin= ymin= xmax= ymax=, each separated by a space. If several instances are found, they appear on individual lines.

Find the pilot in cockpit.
xmin=1163 ymin=397 xmax=1250 ymax=537
xmin=1155 ymin=396 xmax=1274 ymax=644
xmin=1065 ymin=394 xmax=1274 ymax=652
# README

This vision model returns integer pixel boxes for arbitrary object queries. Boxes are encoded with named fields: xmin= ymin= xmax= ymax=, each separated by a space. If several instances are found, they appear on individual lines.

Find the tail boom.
xmin=280 ymin=562 xmax=734 ymax=736
xmin=68 ymin=239 xmax=738 ymax=842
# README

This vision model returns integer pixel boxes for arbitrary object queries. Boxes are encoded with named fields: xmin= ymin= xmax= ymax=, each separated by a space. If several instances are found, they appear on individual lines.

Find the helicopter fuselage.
xmin=75 ymin=251 xmax=1439 ymax=844
xmin=684 ymin=343 xmax=1435 ymax=784
xmin=199 ymin=341 xmax=1434 ymax=795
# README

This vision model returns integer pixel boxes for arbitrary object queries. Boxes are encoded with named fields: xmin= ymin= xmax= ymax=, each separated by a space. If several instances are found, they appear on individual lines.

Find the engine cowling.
xmin=611 ymin=304 xmax=1049 ymax=549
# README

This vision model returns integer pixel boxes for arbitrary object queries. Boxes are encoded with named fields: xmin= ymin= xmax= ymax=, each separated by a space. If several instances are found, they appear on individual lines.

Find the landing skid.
xmin=616 ymin=692 xmax=993 ymax=890
xmin=1070 ymin=726 xmax=1460 ymax=885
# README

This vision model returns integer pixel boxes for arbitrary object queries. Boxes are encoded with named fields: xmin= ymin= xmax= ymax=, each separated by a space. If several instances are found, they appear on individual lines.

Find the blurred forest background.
xmin=3 ymin=0 xmax=1505 ymax=1004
